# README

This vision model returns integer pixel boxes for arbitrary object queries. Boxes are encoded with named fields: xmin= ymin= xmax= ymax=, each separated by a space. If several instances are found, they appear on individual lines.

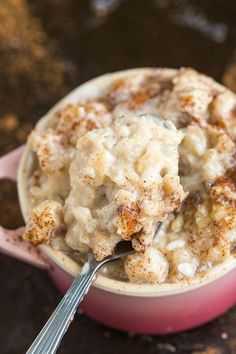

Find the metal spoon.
xmin=25 ymin=242 xmax=134 ymax=354
xmin=26 ymin=223 xmax=165 ymax=354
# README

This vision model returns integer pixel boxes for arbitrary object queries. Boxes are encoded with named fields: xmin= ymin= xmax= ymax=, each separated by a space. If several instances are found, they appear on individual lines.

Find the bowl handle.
xmin=0 ymin=147 xmax=49 ymax=270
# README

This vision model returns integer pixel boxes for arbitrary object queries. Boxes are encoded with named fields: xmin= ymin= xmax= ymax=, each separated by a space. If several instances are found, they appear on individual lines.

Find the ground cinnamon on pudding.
xmin=24 ymin=200 xmax=63 ymax=245
xmin=117 ymin=203 xmax=141 ymax=240
xmin=63 ymin=115 xmax=186 ymax=261
xmin=23 ymin=68 xmax=236 ymax=284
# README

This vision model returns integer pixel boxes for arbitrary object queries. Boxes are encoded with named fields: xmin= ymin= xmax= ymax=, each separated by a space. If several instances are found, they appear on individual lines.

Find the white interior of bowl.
xmin=18 ymin=68 xmax=236 ymax=297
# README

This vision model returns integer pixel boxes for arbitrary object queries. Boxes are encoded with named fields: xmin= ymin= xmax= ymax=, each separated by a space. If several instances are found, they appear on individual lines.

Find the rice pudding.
xmin=23 ymin=68 xmax=236 ymax=284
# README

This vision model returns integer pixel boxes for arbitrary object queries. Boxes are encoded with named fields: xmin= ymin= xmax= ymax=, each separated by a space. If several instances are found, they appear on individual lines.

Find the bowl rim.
xmin=17 ymin=67 xmax=236 ymax=298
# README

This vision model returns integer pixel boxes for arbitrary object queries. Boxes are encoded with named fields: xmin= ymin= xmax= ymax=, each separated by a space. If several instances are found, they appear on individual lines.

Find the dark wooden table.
xmin=0 ymin=1 xmax=236 ymax=353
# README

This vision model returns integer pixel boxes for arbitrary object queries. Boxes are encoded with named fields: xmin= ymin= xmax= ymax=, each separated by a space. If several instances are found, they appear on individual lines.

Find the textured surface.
xmin=0 ymin=0 xmax=236 ymax=353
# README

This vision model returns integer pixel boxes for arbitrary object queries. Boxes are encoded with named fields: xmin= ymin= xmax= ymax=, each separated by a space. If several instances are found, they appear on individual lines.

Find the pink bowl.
xmin=1 ymin=137 xmax=236 ymax=336
xmin=1 ymin=68 xmax=236 ymax=334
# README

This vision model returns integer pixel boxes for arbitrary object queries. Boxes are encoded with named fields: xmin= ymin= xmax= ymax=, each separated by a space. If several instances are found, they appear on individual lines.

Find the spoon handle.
xmin=26 ymin=259 xmax=98 ymax=354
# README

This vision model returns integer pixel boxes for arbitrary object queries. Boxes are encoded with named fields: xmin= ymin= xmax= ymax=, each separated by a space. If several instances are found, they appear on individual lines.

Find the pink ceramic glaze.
xmin=1 ymin=143 xmax=236 ymax=335
xmin=0 ymin=147 xmax=47 ymax=269
xmin=1 ymin=69 xmax=236 ymax=334
xmin=50 ymin=257 xmax=236 ymax=334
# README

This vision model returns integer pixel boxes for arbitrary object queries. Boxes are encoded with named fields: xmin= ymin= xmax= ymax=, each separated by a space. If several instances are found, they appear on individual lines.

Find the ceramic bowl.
xmin=1 ymin=68 xmax=236 ymax=334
